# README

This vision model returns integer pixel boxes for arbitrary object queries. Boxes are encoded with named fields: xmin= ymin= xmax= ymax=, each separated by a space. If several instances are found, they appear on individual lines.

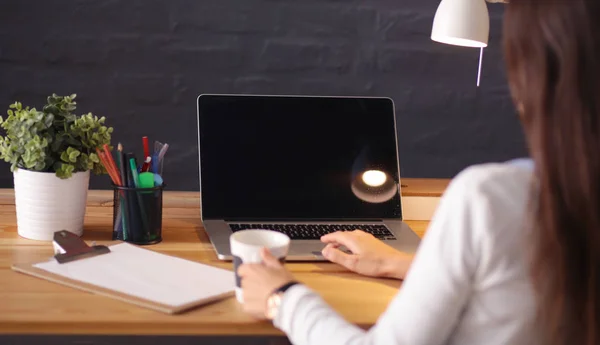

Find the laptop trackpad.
xmin=312 ymin=247 xmax=352 ymax=258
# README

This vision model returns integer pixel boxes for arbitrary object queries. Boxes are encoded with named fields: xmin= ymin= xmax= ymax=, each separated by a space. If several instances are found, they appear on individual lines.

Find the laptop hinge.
xmin=222 ymin=218 xmax=385 ymax=222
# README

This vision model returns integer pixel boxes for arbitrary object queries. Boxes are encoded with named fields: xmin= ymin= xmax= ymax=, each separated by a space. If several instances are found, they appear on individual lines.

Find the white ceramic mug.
xmin=230 ymin=230 xmax=290 ymax=303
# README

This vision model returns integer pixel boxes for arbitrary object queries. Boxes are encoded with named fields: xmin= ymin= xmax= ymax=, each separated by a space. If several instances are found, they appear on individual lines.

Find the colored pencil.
xmin=102 ymin=144 xmax=122 ymax=186
xmin=97 ymin=149 xmax=120 ymax=185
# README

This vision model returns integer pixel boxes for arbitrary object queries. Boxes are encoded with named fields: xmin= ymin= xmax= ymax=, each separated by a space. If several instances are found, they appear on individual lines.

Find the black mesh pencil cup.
xmin=112 ymin=184 xmax=164 ymax=245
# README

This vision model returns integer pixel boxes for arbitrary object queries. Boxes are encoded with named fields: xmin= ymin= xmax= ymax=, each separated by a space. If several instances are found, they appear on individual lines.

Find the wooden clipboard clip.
xmin=52 ymin=230 xmax=111 ymax=264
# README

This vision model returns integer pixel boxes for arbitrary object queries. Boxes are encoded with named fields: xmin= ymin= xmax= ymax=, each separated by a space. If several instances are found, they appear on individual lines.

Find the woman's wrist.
xmin=271 ymin=281 xmax=300 ymax=295
xmin=382 ymin=252 xmax=413 ymax=280
xmin=265 ymin=281 xmax=300 ymax=321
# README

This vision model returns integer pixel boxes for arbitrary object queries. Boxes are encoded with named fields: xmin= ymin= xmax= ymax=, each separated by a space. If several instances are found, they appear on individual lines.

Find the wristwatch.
xmin=265 ymin=281 xmax=299 ymax=321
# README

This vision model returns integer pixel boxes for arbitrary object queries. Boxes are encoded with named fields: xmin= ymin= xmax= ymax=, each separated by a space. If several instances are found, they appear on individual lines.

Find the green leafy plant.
xmin=0 ymin=94 xmax=113 ymax=179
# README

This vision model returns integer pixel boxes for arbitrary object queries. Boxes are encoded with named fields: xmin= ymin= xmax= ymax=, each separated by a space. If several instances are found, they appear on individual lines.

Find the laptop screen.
xmin=198 ymin=95 xmax=402 ymax=220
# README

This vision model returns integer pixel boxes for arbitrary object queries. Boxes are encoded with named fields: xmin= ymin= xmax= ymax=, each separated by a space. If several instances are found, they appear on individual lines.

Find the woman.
xmin=238 ymin=1 xmax=600 ymax=344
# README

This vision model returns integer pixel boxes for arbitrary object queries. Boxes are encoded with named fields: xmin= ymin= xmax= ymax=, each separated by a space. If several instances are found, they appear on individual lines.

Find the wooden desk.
xmin=0 ymin=178 xmax=446 ymax=338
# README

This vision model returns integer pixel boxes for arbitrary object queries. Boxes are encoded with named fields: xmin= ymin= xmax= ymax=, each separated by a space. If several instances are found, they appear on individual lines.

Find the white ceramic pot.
xmin=13 ymin=169 xmax=90 ymax=241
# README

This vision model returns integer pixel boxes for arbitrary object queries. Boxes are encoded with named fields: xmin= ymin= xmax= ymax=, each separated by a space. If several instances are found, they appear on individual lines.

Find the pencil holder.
xmin=112 ymin=184 xmax=164 ymax=245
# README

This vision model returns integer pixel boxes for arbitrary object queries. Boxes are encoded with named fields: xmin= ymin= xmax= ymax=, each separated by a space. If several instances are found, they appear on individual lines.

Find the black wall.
xmin=0 ymin=0 xmax=527 ymax=191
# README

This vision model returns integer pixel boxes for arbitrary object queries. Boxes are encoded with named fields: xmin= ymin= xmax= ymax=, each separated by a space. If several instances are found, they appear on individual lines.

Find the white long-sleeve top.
xmin=274 ymin=162 xmax=538 ymax=345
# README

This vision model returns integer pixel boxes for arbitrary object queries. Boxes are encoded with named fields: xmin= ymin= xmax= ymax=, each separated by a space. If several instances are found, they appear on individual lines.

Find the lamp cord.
xmin=477 ymin=47 xmax=484 ymax=87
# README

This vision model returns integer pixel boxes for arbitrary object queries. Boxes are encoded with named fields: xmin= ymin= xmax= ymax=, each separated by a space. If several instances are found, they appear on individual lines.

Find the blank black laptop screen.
xmin=198 ymin=95 xmax=402 ymax=220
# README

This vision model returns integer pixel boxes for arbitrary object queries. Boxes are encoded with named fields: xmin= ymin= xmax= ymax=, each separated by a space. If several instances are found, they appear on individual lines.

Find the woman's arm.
xmin=274 ymin=168 xmax=486 ymax=345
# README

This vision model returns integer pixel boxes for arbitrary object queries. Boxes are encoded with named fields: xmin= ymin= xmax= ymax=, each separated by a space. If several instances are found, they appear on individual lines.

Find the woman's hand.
xmin=237 ymin=248 xmax=295 ymax=319
xmin=321 ymin=230 xmax=413 ymax=280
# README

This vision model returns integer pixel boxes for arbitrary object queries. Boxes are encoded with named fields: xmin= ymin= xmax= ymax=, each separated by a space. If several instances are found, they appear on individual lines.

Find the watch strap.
xmin=273 ymin=281 xmax=299 ymax=295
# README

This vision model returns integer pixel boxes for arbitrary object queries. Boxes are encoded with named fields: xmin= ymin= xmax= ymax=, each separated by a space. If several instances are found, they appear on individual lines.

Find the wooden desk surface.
xmin=0 ymin=178 xmax=446 ymax=336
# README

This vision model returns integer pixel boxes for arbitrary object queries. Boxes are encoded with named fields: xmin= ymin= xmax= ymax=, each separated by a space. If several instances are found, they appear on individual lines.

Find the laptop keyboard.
xmin=228 ymin=223 xmax=396 ymax=240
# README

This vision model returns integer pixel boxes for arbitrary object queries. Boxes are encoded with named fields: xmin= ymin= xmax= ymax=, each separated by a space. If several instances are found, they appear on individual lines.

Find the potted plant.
xmin=0 ymin=94 xmax=113 ymax=240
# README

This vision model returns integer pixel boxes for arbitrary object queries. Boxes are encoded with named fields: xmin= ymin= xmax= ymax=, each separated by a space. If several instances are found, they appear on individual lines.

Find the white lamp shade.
xmin=431 ymin=0 xmax=490 ymax=48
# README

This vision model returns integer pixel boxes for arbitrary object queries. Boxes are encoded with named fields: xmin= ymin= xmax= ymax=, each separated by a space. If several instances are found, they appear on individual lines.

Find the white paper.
xmin=35 ymin=243 xmax=235 ymax=307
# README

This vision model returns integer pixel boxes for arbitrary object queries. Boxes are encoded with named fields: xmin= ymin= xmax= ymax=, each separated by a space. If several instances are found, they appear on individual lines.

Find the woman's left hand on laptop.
xmin=321 ymin=230 xmax=413 ymax=280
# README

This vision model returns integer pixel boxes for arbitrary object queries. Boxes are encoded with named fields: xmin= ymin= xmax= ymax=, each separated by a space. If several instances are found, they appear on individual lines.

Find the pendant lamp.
xmin=431 ymin=0 xmax=492 ymax=86
xmin=431 ymin=0 xmax=490 ymax=48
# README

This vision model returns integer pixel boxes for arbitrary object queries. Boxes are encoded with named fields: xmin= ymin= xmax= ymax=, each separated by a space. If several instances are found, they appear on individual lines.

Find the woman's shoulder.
xmin=441 ymin=157 xmax=534 ymax=246
xmin=449 ymin=159 xmax=534 ymax=201
xmin=438 ymin=159 xmax=535 ymax=234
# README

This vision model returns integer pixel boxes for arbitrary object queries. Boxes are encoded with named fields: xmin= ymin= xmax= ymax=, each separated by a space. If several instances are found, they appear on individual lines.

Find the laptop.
xmin=197 ymin=94 xmax=421 ymax=261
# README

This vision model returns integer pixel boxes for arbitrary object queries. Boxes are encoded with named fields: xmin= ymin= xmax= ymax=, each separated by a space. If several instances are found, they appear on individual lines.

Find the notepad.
xmin=15 ymin=243 xmax=235 ymax=314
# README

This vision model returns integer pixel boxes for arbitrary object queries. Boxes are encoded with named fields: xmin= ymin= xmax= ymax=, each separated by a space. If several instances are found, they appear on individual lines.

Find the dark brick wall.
xmin=0 ymin=0 xmax=527 ymax=191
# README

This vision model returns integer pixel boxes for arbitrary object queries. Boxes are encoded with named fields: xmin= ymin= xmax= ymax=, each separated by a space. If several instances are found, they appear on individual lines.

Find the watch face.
xmin=266 ymin=293 xmax=283 ymax=320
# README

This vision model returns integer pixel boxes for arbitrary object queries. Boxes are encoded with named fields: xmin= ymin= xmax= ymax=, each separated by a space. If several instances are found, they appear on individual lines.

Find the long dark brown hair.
xmin=504 ymin=1 xmax=600 ymax=344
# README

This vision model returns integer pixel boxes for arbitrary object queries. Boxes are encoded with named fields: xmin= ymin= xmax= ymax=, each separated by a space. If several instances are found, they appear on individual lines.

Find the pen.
xmin=151 ymin=153 xmax=159 ymax=174
xmin=129 ymin=155 xmax=150 ymax=239
xmin=157 ymin=142 xmax=169 ymax=161
xmin=129 ymin=157 xmax=141 ymax=187
xmin=125 ymin=153 xmax=136 ymax=188
xmin=157 ymin=143 xmax=169 ymax=175
xmin=124 ymin=153 xmax=142 ymax=242
xmin=113 ymin=202 xmax=122 ymax=238
xmin=142 ymin=156 xmax=151 ymax=173
xmin=141 ymin=136 xmax=150 ymax=172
